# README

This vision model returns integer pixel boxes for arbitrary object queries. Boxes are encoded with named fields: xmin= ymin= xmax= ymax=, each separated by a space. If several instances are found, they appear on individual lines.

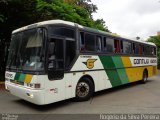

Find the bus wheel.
xmin=141 ymin=70 xmax=148 ymax=84
xmin=75 ymin=78 xmax=94 ymax=101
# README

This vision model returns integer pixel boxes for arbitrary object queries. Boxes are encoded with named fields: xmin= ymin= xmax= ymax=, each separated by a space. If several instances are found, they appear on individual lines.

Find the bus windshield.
xmin=6 ymin=28 xmax=44 ymax=71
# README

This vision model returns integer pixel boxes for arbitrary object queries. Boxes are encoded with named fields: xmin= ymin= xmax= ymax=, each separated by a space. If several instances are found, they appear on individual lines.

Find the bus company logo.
xmin=83 ymin=59 xmax=97 ymax=69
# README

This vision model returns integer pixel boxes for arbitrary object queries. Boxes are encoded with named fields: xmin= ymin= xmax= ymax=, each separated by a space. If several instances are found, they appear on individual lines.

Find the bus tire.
xmin=75 ymin=77 xmax=94 ymax=101
xmin=141 ymin=70 xmax=148 ymax=84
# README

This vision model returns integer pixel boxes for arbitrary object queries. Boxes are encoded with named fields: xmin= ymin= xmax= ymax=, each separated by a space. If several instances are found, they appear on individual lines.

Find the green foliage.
xmin=36 ymin=0 xmax=108 ymax=31
xmin=64 ymin=0 xmax=98 ymax=17
xmin=94 ymin=19 xmax=109 ymax=32
xmin=0 ymin=0 xmax=108 ymax=42
xmin=147 ymin=36 xmax=160 ymax=68
xmin=0 ymin=0 xmax=38 ymax=42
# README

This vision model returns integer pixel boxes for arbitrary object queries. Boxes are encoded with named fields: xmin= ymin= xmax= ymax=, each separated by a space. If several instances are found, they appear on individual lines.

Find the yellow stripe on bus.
xmin=24 ymin=74 xmax=33 ymax=83
xmin=121 ymin=57 xmax=132 ymax=67
xmin=121 ymin=57 xmax=155 ymax=82
xmin=125 ymin=66 xmax=154 ymax=83
xmin=125 ymin=67 xmax=144 ymax=82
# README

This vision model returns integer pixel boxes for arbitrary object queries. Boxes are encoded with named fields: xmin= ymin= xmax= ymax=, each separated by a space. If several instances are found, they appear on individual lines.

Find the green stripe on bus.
xmin=112 ymin=56 xmax=129 ymax=84
xmin=100 ymin=56 xmax=115 ymax=69
xmin=14 ymin=73 xmax=26 ymax=82
xmin=99 ymin=56 xmax=129 ymax=87
xmin=18 ymin=74 xmax=26 ymax=82
xmin=106 ymin=69 xmax=122 ymax=87
xmin=99 ymin=56 xmax=122 ymax=87
xmin=112 ymin=56 xmax=124 ymax=68
xmin=14 ymin=73 xmax=21 ymax=81
xmin=117 ymin=69 xmax=129 ymax=84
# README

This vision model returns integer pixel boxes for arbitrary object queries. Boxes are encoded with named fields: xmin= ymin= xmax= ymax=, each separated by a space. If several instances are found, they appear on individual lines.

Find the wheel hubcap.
xmin=76 ymin=82 xmax=89 ymax=97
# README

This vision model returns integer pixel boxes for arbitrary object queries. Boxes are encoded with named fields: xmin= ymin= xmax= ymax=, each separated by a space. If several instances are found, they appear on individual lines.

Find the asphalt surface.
xmin=0 ymin=75 xmax=160 ymax=114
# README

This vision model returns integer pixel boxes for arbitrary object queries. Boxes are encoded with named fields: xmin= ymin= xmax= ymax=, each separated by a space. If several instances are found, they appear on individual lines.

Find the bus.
xmin=5 ymin=20 xmax=157 ymax=105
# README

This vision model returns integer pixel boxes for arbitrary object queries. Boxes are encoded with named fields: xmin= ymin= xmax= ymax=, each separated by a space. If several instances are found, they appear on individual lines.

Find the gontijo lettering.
xmin=134 ymin=59 xmax=157 ymax=64
xmin=134 ymin=59 xmax=149 ymax=64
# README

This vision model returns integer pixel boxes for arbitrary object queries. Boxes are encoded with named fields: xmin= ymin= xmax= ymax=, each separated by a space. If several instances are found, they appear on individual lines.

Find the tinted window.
xmin=148 ymin=46 xmax=152 ymax=55
xmin=96 ymin=36 xmax=102 ymax=52
xmin=122 ymin=41 xmax=131 ymax=54
xmin=7 ymin=28 xmax=44 ymax=71
xmin=139 ymin=44 xmax=144 ymax=55
xmin=48 ymin=38 xmax=64 ymax=69
xmin=103 ymin=37 xmax=114 ymax=53
xmin=153 ymin=47 xmax=156 ymax=55
xmin=144 ymin=46 xmax=150 ymax=55
xmin=114 ymin=39 xmax=120 ymax=53
xmin=80 ymin=32 xmax=85 ymax=51
xmin=50 ymin=27 xmax=75 ymax=38
xmin=65 ymin=40 xmax=76 ymax=68
xmin=85 ymin=33 xmax=96 ymax=51
xmin=134 ymin=43 xmax=139 ymax=54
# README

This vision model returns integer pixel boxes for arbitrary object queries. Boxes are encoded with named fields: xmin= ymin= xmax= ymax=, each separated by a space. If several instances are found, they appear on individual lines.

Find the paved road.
xmin=0 ymin=75 xmax=160 ymax=114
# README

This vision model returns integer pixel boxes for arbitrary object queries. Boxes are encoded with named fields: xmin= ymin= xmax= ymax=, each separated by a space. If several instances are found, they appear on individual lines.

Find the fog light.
xmin=26 ymin=93 xmax=34 ymax=98
xmin=30 ymin=94 xmax=34 ymax=98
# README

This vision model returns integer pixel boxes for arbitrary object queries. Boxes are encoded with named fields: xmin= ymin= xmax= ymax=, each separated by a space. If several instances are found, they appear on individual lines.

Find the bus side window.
xmin=148 ymin=46 xmax=152 ymax=55
xmin=144 ymin=45 xmax=150 ymax=55
xmin=132 ymin=43 xmax=135 ymax=54
xmin=153 ymin=47 xmax=156 ymax=56
xmin=103 ymin=37 xmax=107 ymax=51
xmin=134 ymin=43 xmax=139 ymax=54
xmin=80 ymin=32 xmax=85 ymax=52
xmin=120 ymin=40 xmax=123 ymax=53
xmin=139 ymin=44 xmax=143 ymax=55
xmin=114 ymin=39 xmax=120 ymax=53
xmin=122 ymin=41 xmax=132 ymax=54
xmin=151 ymin=47 xmax=154 ymax=55
xmin=65 ymin=40 xmax=76 ymax=69
xmin=103 ymin=37 xmax=114 ymax=53
xmin=84 ymin=33 xmax=96 ymax=52
xmin=96 ymin=36 xmax=102 ymax=52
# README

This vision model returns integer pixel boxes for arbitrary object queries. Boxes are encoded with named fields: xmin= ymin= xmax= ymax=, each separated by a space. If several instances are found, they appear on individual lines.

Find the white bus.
xmin=5 ymin=20 xmax=157 ymax=105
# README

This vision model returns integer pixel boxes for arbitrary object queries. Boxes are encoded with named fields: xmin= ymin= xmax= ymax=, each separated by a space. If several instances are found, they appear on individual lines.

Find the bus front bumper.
xmin=5 ymin=82 xmax=45 ymax=105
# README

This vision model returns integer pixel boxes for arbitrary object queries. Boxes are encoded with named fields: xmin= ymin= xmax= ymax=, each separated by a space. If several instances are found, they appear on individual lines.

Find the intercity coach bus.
xmin=5 ymin=20 xmax=157 ymax=105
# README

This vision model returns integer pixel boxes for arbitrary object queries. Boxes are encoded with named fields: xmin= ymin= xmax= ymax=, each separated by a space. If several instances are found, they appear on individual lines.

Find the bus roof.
xmin=12 ymin=20 xmax=75 ymax=34
xmin=12 ymin=19 xmax=156 ymax=46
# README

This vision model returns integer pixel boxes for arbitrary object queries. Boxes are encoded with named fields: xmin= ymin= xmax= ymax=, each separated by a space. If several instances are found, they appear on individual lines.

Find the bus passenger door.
xmin=64 ymin=39 xmax=76 ymax=99
xmin=46 ymin=38 xmax=66 ymax=103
